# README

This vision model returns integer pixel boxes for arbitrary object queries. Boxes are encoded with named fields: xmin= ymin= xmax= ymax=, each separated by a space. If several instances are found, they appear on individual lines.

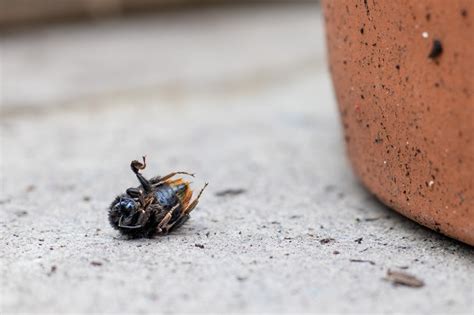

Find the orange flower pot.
xmin=323 ymin=0 xmax=473 ymax=245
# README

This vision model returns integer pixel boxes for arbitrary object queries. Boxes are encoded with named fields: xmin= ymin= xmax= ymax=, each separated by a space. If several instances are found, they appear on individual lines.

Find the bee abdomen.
xmin=167 ymin=179 xmax=193 ymax=208
xmin=154 ymin=184 xmax=179 ymax=210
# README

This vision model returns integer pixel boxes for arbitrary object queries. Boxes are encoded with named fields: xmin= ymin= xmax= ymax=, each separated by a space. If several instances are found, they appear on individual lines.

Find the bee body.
xmin=108 ymin=157 xmax=207 ymax=238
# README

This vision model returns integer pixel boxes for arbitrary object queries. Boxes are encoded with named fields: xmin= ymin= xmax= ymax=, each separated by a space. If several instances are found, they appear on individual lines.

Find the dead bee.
xmin=109 ymin=156 xmax=208 ymax=238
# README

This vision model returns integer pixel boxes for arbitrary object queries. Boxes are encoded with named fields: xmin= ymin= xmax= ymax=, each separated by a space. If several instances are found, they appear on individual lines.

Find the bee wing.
xmin=166 ymin=178 xmax=193 ymax=209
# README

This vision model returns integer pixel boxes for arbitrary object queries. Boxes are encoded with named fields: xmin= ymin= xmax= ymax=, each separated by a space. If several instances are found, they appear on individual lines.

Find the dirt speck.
xmin=363 ymin=217 xmax=380 ymax=222
xmin=350 ymin=259 xmax=375 ymax=265
xmin=90 ymin=261 xmax=103 ymax=266
xmin=428 ymin=39 xmax=443 ymax=59
xmin=14 ymin=210 xmax=28 ymax=217
xmin=320 ymin=238 xmax=335 ymax=245
xmin=194 ymin=243 xmax=205 ymax=249
xmin=47 ymin=265 xmax=57 ymax=276
xmin=26 ymin=185 xmax=36 ymax=192
xmin=215 ymin=188 xmax=246 ymax=197
xmin=385 ymin=269 xmax=424 ymax=288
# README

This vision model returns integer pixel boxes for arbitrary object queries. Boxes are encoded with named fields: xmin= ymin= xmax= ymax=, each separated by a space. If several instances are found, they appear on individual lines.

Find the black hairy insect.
xmin=109 ymin=156 xmax=208 ymax=238
xmin=428 ymin=39 xmax=443 ymax=59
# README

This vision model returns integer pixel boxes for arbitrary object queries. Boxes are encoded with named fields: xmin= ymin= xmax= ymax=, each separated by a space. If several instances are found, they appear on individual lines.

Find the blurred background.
xmin=0 ymin=0 xmax=318 ymax=27
xmin=1 ymin=0 xmax=322 ymax=113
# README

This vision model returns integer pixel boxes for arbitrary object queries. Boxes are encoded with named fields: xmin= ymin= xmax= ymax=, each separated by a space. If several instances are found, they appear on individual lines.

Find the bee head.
xmin=116 ymin=198 xmax=137 ymax=215
xmin=109 ymin=197 xmax=150 ymax=236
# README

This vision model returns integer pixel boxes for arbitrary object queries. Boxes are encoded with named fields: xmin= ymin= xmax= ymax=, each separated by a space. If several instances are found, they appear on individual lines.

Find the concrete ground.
xmin=1 ymin=3 xmax=473 ymax=314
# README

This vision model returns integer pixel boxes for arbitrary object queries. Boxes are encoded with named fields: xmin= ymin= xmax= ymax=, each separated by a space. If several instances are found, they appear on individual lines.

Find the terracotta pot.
xmin=322 ymin=0 xmax=473 ymax=245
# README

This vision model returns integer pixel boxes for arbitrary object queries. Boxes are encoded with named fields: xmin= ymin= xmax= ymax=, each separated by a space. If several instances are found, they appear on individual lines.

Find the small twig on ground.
xmin=385 ymin=269 xmax=424 ymax=288
xmin=350 ymin=259 xmax=375 ymax=265
xmin=215 ymin=188 xmax=246 ymax=197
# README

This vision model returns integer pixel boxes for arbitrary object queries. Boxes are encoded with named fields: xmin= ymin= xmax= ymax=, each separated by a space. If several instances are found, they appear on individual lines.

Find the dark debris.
xmin=215 ymin=188 xmax=246 ymax=197
xmin=428 ymin=39 xmax=443 ymax=59
xmin=289 ymin=215 xmax=302 ymax=219
xmin=25 ymin=185 xmax=36 ymax=192
xmin=47 ymin=265 xmax=57 ymax=276
xmin=385 ymin=269 xmax=424 ymax=288
xmin=350 ymin=259 xmax=375 ymax=265
xmin=320 ymin=238 xmax=335 ymax=245
xmin=14 ymin=210 xmax=28 ymax=217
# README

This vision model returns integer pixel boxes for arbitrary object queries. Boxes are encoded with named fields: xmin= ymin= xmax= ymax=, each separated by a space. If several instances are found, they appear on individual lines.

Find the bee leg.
xmin=167 ymin=214 xmax=189 ymax=233
xmin=130 ymin=156 xmax=152 ymax=193
xmin=184 ymin=183 xmax=208 ymax=215
xmin=131 ymin=156 xmax=147 ymax=173
xmin=126 ymin=187 xmax=142 ymax=198
xmin=156 ymin=204 xmax=180 ymax=234
xmin=150 ymin=172 xmax=195 ymax=185
xmin=136 ymin=173 xmax=152 ymax=193
xmin=161 ymin=171 xmax=195 ymax=180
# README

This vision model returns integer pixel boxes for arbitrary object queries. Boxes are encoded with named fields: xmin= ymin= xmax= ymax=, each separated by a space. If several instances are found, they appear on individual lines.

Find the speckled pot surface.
xmin=323 ymin=0 xmax=473 ymax=245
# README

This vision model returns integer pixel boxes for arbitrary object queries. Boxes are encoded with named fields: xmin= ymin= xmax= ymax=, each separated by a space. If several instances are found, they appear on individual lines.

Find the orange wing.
xmin=165 ymin=178 xmax=193 ymax=209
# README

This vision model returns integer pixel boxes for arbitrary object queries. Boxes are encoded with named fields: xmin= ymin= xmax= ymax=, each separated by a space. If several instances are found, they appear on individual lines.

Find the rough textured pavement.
xmin=1 ymin=3 xmax=473 ymax=314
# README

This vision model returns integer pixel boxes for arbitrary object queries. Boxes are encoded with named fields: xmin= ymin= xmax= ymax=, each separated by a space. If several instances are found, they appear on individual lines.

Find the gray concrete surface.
xmin=1 ymin=3 xmax=473 ymax=314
